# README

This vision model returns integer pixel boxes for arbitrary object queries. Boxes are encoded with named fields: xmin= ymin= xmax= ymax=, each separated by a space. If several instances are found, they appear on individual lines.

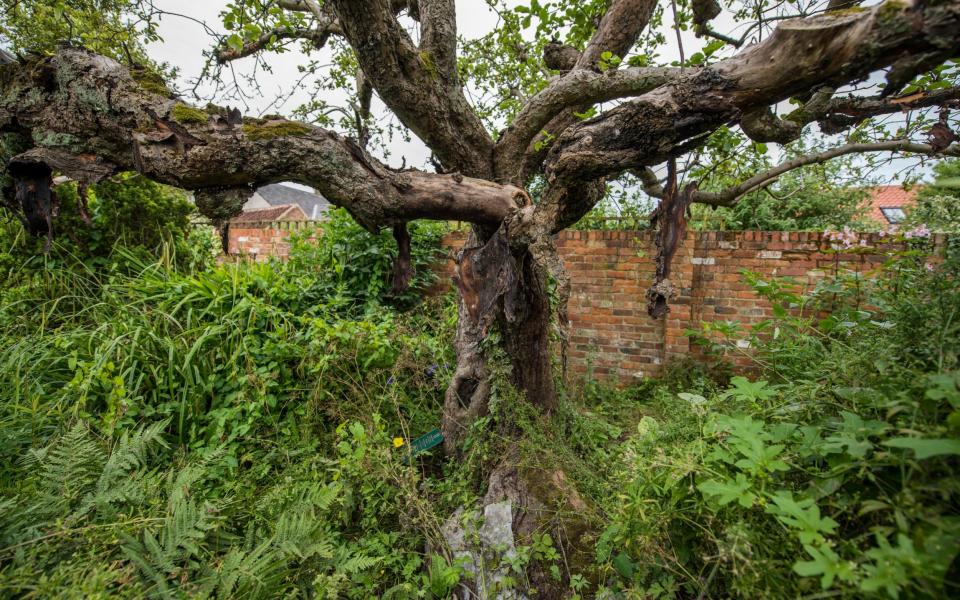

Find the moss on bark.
xmin=170 ymin=104 xmax=208 ymax=125
xmin=242 ymin=121 xmax=312 ymax=141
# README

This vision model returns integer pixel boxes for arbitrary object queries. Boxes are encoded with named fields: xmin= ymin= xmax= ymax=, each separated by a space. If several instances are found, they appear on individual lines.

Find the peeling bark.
xmin=647 ymin=161 xmax=694 ymax=319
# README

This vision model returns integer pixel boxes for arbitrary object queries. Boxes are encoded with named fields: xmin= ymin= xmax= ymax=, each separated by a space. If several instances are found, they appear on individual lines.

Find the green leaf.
xmin=678 ymin=392 xmax=706 ymax=406
xmin=612 ymin=552 xmax=636 ymax=579
xmin=767 ymin=491 xmax=838 ymax=545
xmin=793 ymin=545 xmax=856 ymax=589
xmin=883 ymin=437 xmax=960 ymax=459
xmin=226 ymin=34 xmax=244 ymax=52
xmin=698 ymin=473 xmax=756 ymax=507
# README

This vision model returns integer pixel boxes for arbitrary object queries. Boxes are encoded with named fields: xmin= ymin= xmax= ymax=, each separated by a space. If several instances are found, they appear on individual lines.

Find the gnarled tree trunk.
xmin=441 ymin=225 xmax=557 ymax=455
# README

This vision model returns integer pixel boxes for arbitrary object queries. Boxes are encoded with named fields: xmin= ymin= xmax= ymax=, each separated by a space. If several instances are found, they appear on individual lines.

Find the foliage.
xmin=0 ymin=174 xmax=214 ymax=282
xmin=0 ymin=201 xmax=456 ymax=597
xmin=1 ymin=179 xmax=959 ymax=598
xmin=688 ymin=130 xmax=873 ymax=231
xmin=907 ymin=159 xmax=960 ymax=232
xmin=0 ymin=0 xmax=176 ymax=88
xmin=279 ymin=207 xmax=447 ymax=315
xmin=594 ymin=240 xmax=960 ymax=599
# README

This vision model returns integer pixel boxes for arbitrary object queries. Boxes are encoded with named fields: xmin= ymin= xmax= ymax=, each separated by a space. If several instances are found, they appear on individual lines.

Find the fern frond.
xmin=339 ymin=552 xmax=380 ymax=574
xmin=166 ymin=446 xmax=225 ymax=510
xmin=39 ymin=422 xmax=103 ymax=505
xmin=75 ymin=420 xmax=170 ymax=519
xmin=163 ymin=499 xmax=216 ymax=559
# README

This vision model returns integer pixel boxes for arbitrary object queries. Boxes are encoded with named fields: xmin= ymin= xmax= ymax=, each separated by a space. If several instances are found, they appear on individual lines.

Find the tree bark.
xmin=442 ymin=226 xmax=557 ymax=453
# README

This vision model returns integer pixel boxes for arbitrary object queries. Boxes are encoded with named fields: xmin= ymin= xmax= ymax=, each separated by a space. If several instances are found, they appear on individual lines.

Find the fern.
xmin=35 ymin=422 xmax=103 ymax=507
xmin=75 ymin=419 xmax=169 ymax=519
xmin=166 ymin=446 xmax=225 ymax=510
xmin=208 ymin=541 xmax=284 ymax=599
xmin=339 ymin=552 xmax=381 ymax=574
xmin=121 ymin=497 xmax=219 ymax=597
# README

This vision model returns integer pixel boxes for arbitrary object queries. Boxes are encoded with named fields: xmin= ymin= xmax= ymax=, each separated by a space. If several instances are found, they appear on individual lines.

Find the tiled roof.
xmin=255 ymin=183 xmax=331 ymax=219
xmin=865 ymin=185 xmax=918 ymax=224
xmin=231 ymin=204 xmax=306 ymax=223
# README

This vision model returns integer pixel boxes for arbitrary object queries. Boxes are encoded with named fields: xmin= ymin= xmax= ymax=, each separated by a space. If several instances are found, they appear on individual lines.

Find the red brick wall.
xmin=229 ymin=223 xmax=945 ymax=381
xmin=436 ymin=230 xmax=943 ymax=381
xmin=227 ymin=221 xmax=317 ymax=260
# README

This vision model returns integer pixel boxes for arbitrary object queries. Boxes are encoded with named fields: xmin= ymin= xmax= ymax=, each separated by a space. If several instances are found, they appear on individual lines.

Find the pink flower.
xmin=925 ymin=262 xmax=936 ymax=272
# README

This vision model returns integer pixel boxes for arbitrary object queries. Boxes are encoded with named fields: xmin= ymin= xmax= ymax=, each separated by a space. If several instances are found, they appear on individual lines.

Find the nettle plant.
xmin=2 ymin=0 xmax=960 ymax=577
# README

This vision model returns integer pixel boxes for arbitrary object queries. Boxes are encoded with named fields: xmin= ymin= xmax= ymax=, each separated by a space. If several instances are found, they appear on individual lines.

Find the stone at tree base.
xmin=481 ymin=450 xmax=599 ymax=599
xmin=441 ymin=501 xmax=529 ymax=600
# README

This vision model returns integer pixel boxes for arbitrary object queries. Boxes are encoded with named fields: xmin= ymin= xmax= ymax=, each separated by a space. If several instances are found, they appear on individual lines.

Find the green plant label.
xmin=410 ymin=428 xmax=443 ymax=456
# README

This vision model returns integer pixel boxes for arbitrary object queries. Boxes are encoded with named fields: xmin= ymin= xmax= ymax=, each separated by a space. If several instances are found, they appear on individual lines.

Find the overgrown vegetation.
xmin=1 ymin=180 xmax=958 ymax=598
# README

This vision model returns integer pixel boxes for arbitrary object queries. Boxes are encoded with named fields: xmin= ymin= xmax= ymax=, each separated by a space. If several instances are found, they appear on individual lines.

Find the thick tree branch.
xmin=329 ymin=0 xmax=494 ymax=177
xmin=740 ymin=87 xmax=835 ymax=144
xmin=693 ymin=140 xmax=960 ymax=206
xmin=546 ymin=1 xmax=960 ymax=186
xmin=494 ymin=67 xmax=679 ymax=182
xmin=495 ymin=0 xmax=659 ymax=182
xmin=418 ymin=0 xmax=458 ymax=78
xmin=818 ymin=86 xmax=960 ymax=134
xmin=0 ymin=48 xmax=524 ymax=232
xmin=578 ymin=0 xmax=658 ymax=71
xmin=740 ymin=86 xmax=960 ymax=143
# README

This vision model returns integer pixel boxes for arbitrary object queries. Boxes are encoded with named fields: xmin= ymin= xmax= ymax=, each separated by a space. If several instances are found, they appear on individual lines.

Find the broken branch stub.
xmin=8 ymin=157 xmax=58 ymax=251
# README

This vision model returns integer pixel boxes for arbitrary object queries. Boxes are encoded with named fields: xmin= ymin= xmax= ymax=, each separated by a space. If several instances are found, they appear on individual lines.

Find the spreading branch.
xmin=546 ymin=2 xmax=960 ymax=187
xmin=0 ymin=48 xmax=525 ymax=233
xmin=329 ymin=0 xmax=493 ymax=177
xmin=494 ymin=66 xmax=679 ymax=182
xmin=692 ymin=140 xmax=960 ymax=206
xmin=495 ymin=0 xmax=659 ymax=182
xmin=740 ymin=86 xmax=960 ymax=144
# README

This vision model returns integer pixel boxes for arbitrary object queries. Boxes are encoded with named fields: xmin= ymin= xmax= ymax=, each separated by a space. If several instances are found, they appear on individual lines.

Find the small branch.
xmin=693 ymin=141 xmax=960 ymax=206
xmin=671 ymin=0 xmax=686 ymax=69
xmin=698 ymin=26 xmax=744 ymax=48
xmin=214 ymin=24 xmax=340 ymax=64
